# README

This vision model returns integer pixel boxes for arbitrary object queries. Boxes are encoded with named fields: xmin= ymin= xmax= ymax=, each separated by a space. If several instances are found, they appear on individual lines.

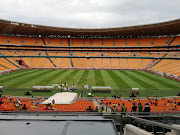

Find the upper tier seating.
xmin=0 ymin=35 xmax=179 ymax=76
xmin=0 ymin=35 xmax=179 ymax=47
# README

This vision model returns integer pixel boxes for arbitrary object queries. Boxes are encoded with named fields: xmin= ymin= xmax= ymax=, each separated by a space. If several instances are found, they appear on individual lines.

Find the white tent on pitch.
xmin=42 ymin=92 xmax=77 ymax=104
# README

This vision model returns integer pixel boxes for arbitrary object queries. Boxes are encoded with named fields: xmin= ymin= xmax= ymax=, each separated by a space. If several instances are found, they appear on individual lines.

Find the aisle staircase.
xmin=93 ymin=99 xmax=112 ymax=113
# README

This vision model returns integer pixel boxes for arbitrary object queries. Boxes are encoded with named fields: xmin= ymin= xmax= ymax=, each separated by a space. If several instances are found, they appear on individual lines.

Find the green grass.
xmin=0 ymin=69 xmax=180 ymax=97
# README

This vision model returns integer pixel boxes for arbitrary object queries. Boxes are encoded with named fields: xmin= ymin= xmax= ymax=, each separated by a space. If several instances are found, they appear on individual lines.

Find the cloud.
xmin=0 ymin=0 xmax=179 ymax=28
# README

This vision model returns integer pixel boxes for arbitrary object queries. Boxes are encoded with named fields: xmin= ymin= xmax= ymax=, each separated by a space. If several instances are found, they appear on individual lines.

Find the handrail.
xmin=0 ymin=55 xmax=179 ymax=59
xmin=172 ymin=115 xmax=180 ymax=118
xmin=127 ymin=115 xmax=180 ymax=131
xmin=0 ymin=43 xmax=179 ymax=49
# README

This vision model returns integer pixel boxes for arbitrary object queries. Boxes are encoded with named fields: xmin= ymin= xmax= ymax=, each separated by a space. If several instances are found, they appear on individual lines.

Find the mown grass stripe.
xmin=115 ymin=71 xmax=143 ymax=88
xmin=106 ymin=70 xmax=131 ymax=89
xmin=19 ymin=69 xmax=58 ymax=87
xmin=0 ymin=69 xmax=35 ymax=80
xmin=60 ymin=70 xmax=80 ymax=84
xmin=77 ymin=70 xmax=89 ymax=86
xmin=134 ymin=70 xmax=180 ymax=89
xmin=87 ymin=70 xmax=96 ymax=86
xmin=8 ymin=70 xmax=53 ymax=88
xmin=100 ymin=70 xmax=119 ymax=91
xmin=121 ymin=70 xmax=157 ymax=89
xmin=94 ymin=70 xmax=105 ymax=86
xmin=0 ymin=69 xmax=38 ymax=84
xmin=139 ymin=70 xmax=180 ymax=84
xmin=27 ymin=70 xmax=65 ymax=86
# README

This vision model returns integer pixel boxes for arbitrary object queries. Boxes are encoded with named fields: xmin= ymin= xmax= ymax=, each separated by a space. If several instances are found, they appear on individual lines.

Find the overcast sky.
xmin=0 ymin=0 xmax=179 ymax=28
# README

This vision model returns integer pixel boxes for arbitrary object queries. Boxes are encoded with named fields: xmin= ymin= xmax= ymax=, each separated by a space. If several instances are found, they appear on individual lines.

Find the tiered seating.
xmin=0 ymin=35 xmax=179 ymax=71
xmin=94 ymin=58 xmax=102 ymax=68
xmin=7 ymin=36 xmax=22 ymax=45
xmin=45 ymin=99 xmax=95 ymax=111
xmin=114 ymin=39 xmax=126 ymax=46
xmin=78 ymin=58 xmax=87 ymax=68
xmin=0 ymin=64 xmax=8 ymax=71
xmin=103 ymin=58 xmax=110 ymax=68
xmin=170 ymin=36 xmax=180 ymax=45
xmin=32 ymin=58 xmax=46 ymax=68
xmin=19 ymin=52 xmax=37 ymax=68
xmin=0 ymin=98 xmax=95 ymax=112
xmin=36 ymin=37 xmax=44 ymax=45
xmin=0 ymin=97 xmax=35 ymax=111
xmin=86 ymin=58 xmax=95 ymax=68
xmin=1 ymin=35 xmax=179 ymax=47
xmin=151 ymin=59 xmax=180 ymax=76
xmin=103 ymin=39 xmax=114 ymax=46
xmin=21 ymin=57 xmax=32 ymax=67
xmin=0 ymin=35 xmax=8 ymax=44
xmin=119 ymin=59 xmax=128 ymax=68
xmin=102 ymin=98 xmax=180 ymax=112
xmin=43 ymin=58 xmax=52 ymax=68
xmin=81 ymin=39 xmax=91 ymax=46
xmin=141 ymin=59 xmax=152 ymax=69
xmin=47 ymin=38 xmax=61 ymax=46
xmin=92 ymin=39 xmax=102 ymax=46
xmin=139 ymin=38 xmax=153 ymax=46
xmin=52 ymin=38 xmax=68 ymax=46
xmin=73 ymin=53 xmax=87 ymax=56
xmin=119 ymin=53 xmax=131 ymax=57
xmin=153 ymin=37 xmax=170 ymax=46
xmin=126 ymin=38 xmax=139 ymax=46
xmin=23 ymin=37 xmax=38 ymax=45
xmin=52 ymin=58 xmax=63 ymax=67
xmin=70 ymin=38 xmax=84 ymax=46
xmin=1 ymin=51 xmax=16 ymax=56
xmin=47 ymin=53 xmax=57 ymax=68
xmin=70 ymin=58 xmax=78 ymax=68
xmin=111 ymin=58 xmax=119 ymax=68
xmin=44 ymin=38 xmax=51 ymax=45
xmin=128 ymin=59 xmax=141 ymax=69
xmin=60 ymin=58 xmax=70 ymax=68
xmin=0 ymin=58 xmax=17 ymax=69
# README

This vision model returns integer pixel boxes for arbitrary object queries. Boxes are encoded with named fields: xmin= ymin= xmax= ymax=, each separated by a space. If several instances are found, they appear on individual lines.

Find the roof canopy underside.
xmin=0 ymin=19 xmax=180 ymax=37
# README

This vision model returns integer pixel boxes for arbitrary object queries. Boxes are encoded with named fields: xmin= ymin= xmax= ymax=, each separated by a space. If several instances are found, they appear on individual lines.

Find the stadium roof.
xmin=0 ymin=19 xmax=180 ymax=37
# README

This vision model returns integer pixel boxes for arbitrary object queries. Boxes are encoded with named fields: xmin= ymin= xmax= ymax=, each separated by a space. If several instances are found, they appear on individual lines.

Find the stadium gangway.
xmin=127 ymin=115 xmax=180 ymax=134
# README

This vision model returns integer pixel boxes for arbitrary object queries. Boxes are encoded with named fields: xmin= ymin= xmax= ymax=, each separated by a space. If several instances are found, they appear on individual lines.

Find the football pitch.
xmin=0 ymin=69 xmax=180 ymax=97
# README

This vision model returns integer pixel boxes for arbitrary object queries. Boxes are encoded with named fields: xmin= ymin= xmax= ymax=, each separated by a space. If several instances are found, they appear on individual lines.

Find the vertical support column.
xmin=140 ymin=59 xmax=142 ymax=69
xmin=31 ymin=57 xmax=32 ymax=68
xmin=126 ymin=59 xmax=129 ymax=69
xmin=102 ymin=58 xmax=103 ymax=69
xmin=110 ymin=58 xmax=112 ymax=69
xmin=60 ymin=57 xmax=64 ymax=68
xmin=118 ymin=58 xmax=120 ymax=69
xmin=93 ymin=58 xmax=95 ymax=69
xmin=42 ymin=58 xmax=47 ymax=68
xmin=77 ymin=58 xmax=80 ymax=68
xmin=85 ymin=58 xmax=88 ymax=69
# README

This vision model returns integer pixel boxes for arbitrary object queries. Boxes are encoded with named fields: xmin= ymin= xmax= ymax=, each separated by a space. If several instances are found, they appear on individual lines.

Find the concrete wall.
xmin=124 ymin=124 xmax=153 ymax=135
xmin=169 ymin=124 xmax=180 ymax=135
